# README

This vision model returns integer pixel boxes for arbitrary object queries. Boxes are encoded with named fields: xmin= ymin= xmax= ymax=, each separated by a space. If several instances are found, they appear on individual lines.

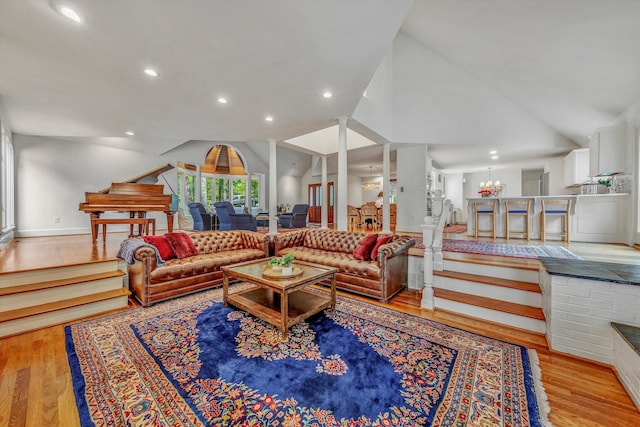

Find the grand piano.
xmin=79 ymin=164 xmax=176 ymax=243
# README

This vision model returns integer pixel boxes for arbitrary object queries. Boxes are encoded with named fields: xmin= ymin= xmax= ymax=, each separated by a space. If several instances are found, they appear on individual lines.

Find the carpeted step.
xmin=434 ymin=288 xmax=545 ymax=320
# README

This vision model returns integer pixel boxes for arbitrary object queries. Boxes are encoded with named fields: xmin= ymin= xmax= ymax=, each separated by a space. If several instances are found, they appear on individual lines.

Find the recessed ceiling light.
xmin=265 ymin=116 xmax=274 ymax=122
xmin=217 ymin=97 xmax=228 ymax=104
xmin=489 ymin=150 xmax=497 ymax=154
xmin=363 ymin=90 xmax=367 ymax=97
xmin=125 ymin=131 xmax=135 ymax=136
xmin=144 ymin=68 xmax=158 ymax=77
xmin=323 ymin=91 xmax=332 ymax=98
xmin=56 ymin=5 xmax=82 ymax=23
xmin=491 ymin=155 xmax=499 ymax=160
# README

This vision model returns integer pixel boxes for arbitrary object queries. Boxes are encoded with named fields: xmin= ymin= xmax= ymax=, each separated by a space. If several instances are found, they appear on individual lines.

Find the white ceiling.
xmin=1 ymin=0 xmax=639 ymax=177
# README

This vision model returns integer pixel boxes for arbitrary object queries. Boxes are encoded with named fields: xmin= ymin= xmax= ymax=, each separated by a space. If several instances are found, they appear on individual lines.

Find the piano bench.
xmin=92 ymin=218 xmax=156 ymax=243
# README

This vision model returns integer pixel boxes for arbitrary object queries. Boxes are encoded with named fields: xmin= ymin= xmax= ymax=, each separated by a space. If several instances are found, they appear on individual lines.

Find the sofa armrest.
xmin=273 ymin=229 xmax=307 ymax=253
xmin=240 ymin=230 xmax=270 ymax=254
xmin=133 ymin=246 xmax=159 ymax=268
xmin=378 ymin=235 xmax=416 ymax=261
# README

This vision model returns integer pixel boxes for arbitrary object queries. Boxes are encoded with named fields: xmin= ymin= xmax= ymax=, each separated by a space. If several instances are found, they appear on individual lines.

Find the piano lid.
xmin=97 ymin=163 xmax=174 ymax=193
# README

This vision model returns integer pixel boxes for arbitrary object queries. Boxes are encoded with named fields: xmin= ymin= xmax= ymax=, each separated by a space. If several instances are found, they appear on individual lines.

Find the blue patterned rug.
xmin=66 ymin=285 xmax=551 ymax=426
xmin=442 ymin=239 xmax=581 ymax=260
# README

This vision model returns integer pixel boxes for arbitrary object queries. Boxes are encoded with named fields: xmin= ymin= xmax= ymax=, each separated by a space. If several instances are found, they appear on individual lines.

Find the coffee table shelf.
xmin=222 ymin=258 xmax=338 ymax=339
xmin=227 ymin=287 xmax=332 ymax=331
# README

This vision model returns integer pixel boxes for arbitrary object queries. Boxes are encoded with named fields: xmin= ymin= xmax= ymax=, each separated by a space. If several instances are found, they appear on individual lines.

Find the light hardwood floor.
xmin=1 ymin=230 xmax=639 ymax=426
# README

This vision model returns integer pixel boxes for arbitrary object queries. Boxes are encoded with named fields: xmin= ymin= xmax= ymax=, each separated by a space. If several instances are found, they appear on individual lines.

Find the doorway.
xmin=308 ymin=182 xmax=334 ymax=223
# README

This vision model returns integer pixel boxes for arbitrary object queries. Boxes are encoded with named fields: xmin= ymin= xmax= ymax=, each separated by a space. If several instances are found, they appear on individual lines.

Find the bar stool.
xmin=473 ymin=199 xmax=497 ymax=239
xmin=540 ymin=199 xmax=571 ymax=243
xmin=505 ymin=200 xmax=531 ymax=240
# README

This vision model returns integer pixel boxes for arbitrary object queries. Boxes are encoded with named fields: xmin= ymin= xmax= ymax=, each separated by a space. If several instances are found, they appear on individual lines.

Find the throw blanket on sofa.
xmin=117 ymin=239 xmax=164 ymax=266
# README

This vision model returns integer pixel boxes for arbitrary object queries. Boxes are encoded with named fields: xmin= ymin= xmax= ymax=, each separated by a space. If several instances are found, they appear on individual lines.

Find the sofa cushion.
xmin=279 ymin=247 xmax=382 ymax=280
xmin=370 ymin=235 xmax=394 ymax=261
xmin=303 ymin=230 xmax=369 ymax=254
xmin=143 ymin=235 xmax=175 ymax=260
xmin=150 ymin=248 xmax=266 ymax=283
xmin=165 ymin=232 xmax=199 ymax=259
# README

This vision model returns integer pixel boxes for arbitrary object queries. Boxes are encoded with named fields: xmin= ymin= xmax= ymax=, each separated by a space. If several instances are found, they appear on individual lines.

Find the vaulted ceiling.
xmin=1 ymin=1 xmax=638 ymax=176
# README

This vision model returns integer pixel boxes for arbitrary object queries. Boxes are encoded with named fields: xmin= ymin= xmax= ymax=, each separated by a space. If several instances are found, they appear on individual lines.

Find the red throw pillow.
xmin=143 ymin=235 xmax=175 ymax=260
xmin=353 ymin=234 xmax=378 ymax=261
xmin=165 ymin=232 xmax=199 ymax=259
xmin=370 ymin=235 xmax=394 ymax=261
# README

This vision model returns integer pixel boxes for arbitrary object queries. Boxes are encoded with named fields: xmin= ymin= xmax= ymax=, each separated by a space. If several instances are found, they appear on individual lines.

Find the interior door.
xmin=327 ymin=182 xmax=335 ymax=223
xmin=308 ymin=184 xmax=321 ymax=223
xmin=308 ymin=182 xmax=334 ymax=223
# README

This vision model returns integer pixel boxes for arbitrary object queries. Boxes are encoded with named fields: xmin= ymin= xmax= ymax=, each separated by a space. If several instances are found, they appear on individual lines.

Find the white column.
xmin=245 ymin=167 xmax=252 ymax=214
xmin=321 ymin=155 xmax=328 ymax=229
xmin=381 ymin=142 xmax=391 ymax=234
xmin=337 ymin=116 xmax=348 ymax=231
xmin=421 ymin=218 xmax=435 ymax=310
xmin=195 ymin=165 xmax=202 ymax=203
xmin=268 ymin=139 xmax=278 ymax=235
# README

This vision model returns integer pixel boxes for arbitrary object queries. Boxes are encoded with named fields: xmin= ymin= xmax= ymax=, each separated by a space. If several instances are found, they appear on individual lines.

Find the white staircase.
xmin=433 ymin=253 xmax=546 ymax=334
xmin=0 ymin=259 xmax=130 ymax=337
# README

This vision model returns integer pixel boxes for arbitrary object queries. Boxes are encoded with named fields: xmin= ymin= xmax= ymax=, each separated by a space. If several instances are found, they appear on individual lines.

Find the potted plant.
xmin=268 ymin=254 xmax=295 ymax=275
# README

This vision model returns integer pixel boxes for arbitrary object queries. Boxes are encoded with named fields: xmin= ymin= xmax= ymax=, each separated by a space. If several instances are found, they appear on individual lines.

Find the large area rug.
xmin=441 ymin=239 xmax=581 ymax=260
xmin=66 ymin=286 xmax=551 ymax=426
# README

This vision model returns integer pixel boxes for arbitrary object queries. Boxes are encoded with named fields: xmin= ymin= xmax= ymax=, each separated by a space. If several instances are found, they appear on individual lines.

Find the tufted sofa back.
xmin=189 ymin=230 xmax=246 ymax=254
xmin=302 ymin=230 xmax=369 ymax=254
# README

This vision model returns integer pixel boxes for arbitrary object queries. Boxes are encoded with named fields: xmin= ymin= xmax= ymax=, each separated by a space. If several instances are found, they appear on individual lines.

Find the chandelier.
xmin=478 ymin=167 xmax=502 ymax=197
xmin=361 ymin=166 xmax=380 ymax=190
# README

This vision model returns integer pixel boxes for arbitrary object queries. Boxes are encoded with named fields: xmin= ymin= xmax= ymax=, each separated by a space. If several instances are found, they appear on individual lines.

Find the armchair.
xmin=214 ymin=201 xmax=257 ymax=231
xmin=188 ymin=202 xmax=218 ymax=230
xmin=278 ymin=204 xmax=309 ymax=229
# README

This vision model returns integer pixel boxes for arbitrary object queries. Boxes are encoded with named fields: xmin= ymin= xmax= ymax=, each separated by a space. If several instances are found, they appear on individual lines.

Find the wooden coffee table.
xmin=222 ymin=258 xmax=338 ymax=339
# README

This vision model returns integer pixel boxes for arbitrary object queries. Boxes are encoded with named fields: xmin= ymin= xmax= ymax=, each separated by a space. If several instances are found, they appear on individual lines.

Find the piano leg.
xmin=90 ymin=213 xmax=100 ymax=244
xmin=166 ymin=212 xmax=174 ymax=233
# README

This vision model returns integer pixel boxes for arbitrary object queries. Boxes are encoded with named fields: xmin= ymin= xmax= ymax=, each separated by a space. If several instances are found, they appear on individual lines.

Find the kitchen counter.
xmin=538 ymin=257 xmax=640 ymax=286
xmin=466 ymin=194 xmax=630 ymax=244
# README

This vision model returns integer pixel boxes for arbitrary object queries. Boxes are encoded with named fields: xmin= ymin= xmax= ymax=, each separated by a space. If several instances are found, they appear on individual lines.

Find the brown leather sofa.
xmin=273 ymin=229 xmax=415 ymax=303
xmin=128 ymin=230 xmax=269 ymax=306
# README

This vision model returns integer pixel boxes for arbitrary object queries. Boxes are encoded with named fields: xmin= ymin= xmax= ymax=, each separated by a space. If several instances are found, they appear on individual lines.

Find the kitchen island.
xmin=466 ymin=194 xmax=630 ymax=244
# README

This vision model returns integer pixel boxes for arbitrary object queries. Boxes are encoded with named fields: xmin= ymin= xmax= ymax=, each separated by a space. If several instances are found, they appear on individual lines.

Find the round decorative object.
xmin=262 ymin=266 xmax=304 ymax=279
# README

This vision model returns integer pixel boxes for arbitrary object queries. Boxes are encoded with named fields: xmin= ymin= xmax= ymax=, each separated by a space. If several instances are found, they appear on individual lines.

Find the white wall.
xmin=545 ymin=157 xmax=566 ymax=195
xmin=352 ymin=46 xmax=394 ymax=142
xmin=522 ymin=169 xmax=543 ymax=196
xmin=444 ymin=172 xmax=464 ymax=213
xmin=396 ymin=145 xmax=427 ymax=232
xmin=13 ymin=135 xmax=287 ymax=236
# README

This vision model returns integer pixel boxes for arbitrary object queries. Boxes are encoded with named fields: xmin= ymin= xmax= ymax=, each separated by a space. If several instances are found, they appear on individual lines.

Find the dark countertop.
xmin=612 ymin=323 xmax=640 ymax=355
xmin=539 ymin=257 xmax=640 ymax=286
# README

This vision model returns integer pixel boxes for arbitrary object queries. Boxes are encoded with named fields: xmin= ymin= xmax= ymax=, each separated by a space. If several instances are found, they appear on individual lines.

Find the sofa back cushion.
xmin=303 ymin=230 xmax=369 ymax=254
xmin=190 ymin=230 xmax=245 ymax=254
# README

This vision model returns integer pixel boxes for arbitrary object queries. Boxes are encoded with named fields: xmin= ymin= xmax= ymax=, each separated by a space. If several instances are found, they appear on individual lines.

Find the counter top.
xmin=467 ymin=194 xmax=628 ymax=201
xmin=539 ymin=257 xmax=640 ymax=286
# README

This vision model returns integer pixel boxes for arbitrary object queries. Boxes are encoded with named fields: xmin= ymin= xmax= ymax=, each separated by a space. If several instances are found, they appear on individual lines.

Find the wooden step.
xmin=434 ymin=270 xmax=540 ymax=293
xmin=434 ymin=288 xmax=545 ymax=320
xmin=0 ymin=259 xmax=121 ymax=288
xmin=0 ymin=288 xmax=131 ymax=323
xmin=442 ymin=251 xmax=540 ymax=271
xmin=0 ymin=271 xmax=126 ymax=296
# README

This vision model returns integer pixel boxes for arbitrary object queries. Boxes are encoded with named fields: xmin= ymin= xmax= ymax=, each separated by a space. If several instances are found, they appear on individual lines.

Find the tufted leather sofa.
xmin=273 ymin=229 xmax=415 ymax=303
xmin=128 ymin=230 xmax=269 ymax=306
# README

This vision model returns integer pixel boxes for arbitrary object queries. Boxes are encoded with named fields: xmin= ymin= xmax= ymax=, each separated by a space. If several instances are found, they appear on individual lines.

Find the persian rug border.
xmin=66 ymin=285 xmax=552 ymax=426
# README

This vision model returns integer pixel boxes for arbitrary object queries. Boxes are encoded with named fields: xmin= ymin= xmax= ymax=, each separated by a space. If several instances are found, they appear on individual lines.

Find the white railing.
xmin=421 ymin=196 xmax=450 ymax=310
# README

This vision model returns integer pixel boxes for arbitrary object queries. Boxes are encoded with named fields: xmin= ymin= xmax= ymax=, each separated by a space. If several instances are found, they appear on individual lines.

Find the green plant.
xmin=269 ymin=254 xmax=295 ymax=268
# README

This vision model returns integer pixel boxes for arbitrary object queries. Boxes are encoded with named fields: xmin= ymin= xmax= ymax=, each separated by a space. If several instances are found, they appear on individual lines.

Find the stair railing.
xmin=421 ymin=194 xmax=450 ymax=310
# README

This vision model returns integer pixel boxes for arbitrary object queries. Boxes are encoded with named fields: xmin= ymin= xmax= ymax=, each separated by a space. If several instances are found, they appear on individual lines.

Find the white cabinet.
xmin=589 ymin=125 xmax=627 ymax=176
xmin=563 ymin=148 xmax=590 ymax=187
